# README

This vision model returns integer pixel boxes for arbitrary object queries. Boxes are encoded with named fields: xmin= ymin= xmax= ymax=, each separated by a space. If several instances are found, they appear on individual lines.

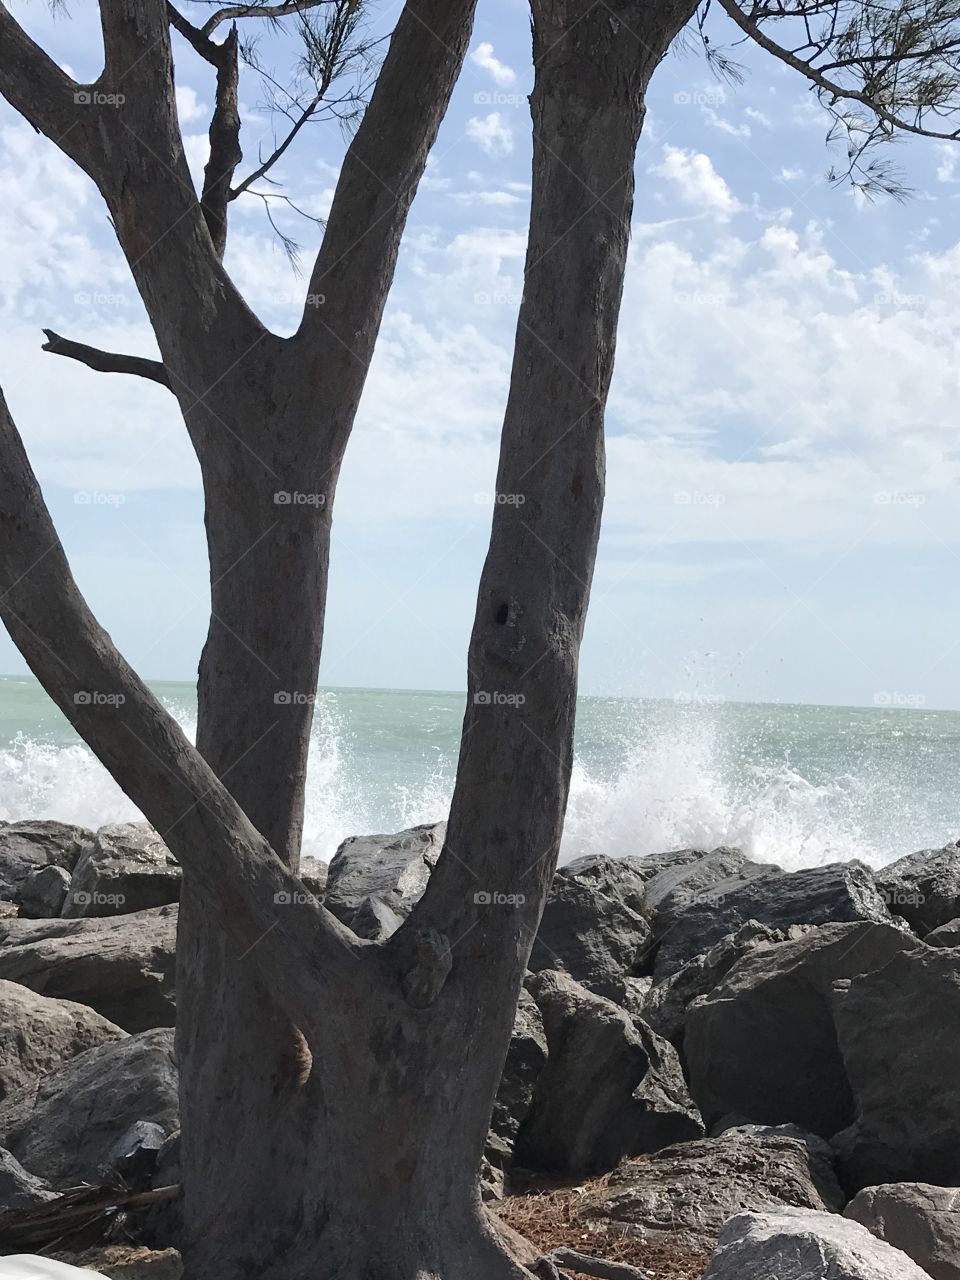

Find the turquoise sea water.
xmin=0 ymin=675 xmax=957 ymax=867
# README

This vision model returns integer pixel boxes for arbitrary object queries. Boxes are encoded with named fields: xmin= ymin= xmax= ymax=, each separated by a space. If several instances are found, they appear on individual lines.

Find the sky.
xmin=2 ymin=0 xmax=960 ymax=710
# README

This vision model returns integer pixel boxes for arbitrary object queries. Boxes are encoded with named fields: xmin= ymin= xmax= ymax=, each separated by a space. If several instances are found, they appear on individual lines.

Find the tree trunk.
xmin=0 ymin=0 xmax=697 ymax=1275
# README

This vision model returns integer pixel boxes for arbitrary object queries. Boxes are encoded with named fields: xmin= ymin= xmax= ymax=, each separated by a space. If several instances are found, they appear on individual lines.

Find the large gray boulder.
xmin=703 ymin=1208 xmax=932 ymax=1279
xmin=515 ymin=969 xmax=703 ymax=1175
xmin=0 ymin=1028 xmax=178 ymax=1186
xmin=685 ymin=921 xmax=913 ymax=1136
xmin=877 ymin=841 xmax=960 ymax=934
xmin=0 ymin=1145 xmax=56 ymax=1210
xmin=0 ymin=906 xmax=177 ymax=1032
xmin=831 ymin=946 xmax=960 ymax=1189
xmin=19 ymin=865 xmax=72 ymax=919
xmin=577 ymin=1131 xmax=843 ymax=1249
xmin=654 ymin=861 xmax=905 ymax=980
xmin=643 ymin=847 xmax=780 ymax=940
xmin=925 ymin=918 xmax=960 ymax=948
xmin=63 ymin=823 xmax=180 ymax=918
xmin=324 ymin=823 xmax=445 ymax=940
xmin=483 ymin=989 xmax=549 ymax=1199
xmin=529 ymin=855 xmax=652 ymax=999
xmin=0 ymin=978 xmax=125 ymax=1100
xmin=643 ymin=920 xmax=786 ymax=1047
xmin=845 ymin=1183 xmax=960 ymax=1280
xmin=0 ymin=822 xmax=92 ymax=905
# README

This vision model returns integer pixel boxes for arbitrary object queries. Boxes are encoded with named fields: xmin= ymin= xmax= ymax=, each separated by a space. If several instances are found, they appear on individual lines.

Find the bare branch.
xmin=41 ymin=329 xmax=172 ymax=389
xmin=0 ymin=384 xmax=366 ymax=1025
xmin=717 ymin=0 xmax=960 ymax=140
xmin=295 ymin=0 xmax=478 ymax=400
xmin=200 ymin=0 xmax=334 ymax=37
xmin=0 ymin=5 xmax=95 ymax=175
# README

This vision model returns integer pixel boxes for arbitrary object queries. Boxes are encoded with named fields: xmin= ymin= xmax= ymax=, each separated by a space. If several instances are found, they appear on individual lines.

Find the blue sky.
xmin=3 ymin=0 xmax=960 ymax=709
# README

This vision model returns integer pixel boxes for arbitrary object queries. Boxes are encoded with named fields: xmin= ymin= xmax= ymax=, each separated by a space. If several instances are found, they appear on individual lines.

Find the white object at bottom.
xmin=0 ymin=1260 xmax=102 ymax=1278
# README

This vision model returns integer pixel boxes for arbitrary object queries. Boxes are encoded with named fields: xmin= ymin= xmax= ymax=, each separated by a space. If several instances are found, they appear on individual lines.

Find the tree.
xmin=1 ymin=0 xmax=958 ymax=1276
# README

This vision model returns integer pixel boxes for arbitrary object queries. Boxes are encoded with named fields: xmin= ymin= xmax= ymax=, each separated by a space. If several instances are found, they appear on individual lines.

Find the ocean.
xmin=0 ymin=675 xmax=957 ymax=869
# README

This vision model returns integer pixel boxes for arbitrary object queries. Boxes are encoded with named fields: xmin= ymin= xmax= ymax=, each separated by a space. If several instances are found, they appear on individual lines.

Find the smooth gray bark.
xmin=0 ymin=0 xmax=695 ymax=1274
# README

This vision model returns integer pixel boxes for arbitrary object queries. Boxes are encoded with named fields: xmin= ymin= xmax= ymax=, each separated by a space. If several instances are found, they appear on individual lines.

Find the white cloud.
xmin=745 ymin=108 xmax=772 ymax=127
xmin=176 ymin=86 xmax=207 ymax=125
xmin=703 ymin=109 xmax=751 ymax=139
xmin=651 ymin=146 xmax=740 ymax=219
xmin=469 ymin=41 xmax=516 ymax=86
xmin=466 ymin=112 xmax=513 ymax=158
xmin=779 ymin=166 xmax=805 ymax=181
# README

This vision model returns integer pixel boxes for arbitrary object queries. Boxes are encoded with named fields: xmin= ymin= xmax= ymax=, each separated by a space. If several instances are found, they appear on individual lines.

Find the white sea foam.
xmin=0 ymin=691 xmax=947 ymax=868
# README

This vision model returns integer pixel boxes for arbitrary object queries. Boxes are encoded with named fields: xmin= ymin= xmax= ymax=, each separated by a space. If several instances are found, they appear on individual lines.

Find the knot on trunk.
xmin=401 ymin=928 xmax=452 ymax=1008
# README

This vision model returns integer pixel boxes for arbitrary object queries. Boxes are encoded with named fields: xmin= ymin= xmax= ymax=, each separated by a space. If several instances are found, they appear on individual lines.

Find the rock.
xmin=654 ymin=861 xmax=905 ymax=980
xmin=644 ymin=847 xmax=780 ymax=940
xmin=643 ymin=921 xmax=786 ymax=1047
xmin=63 ymin=823 xmax=180 ymax=918
xmin=19 ymin=864 xmax=72 ymax=919
xmin=0 ymin=821 xmax=92 ymax=905
xmin=324 ymin=822 xmax=445 ymax=939
xmin=104 ymin=1120 xmax=167 ymax=1188
xmin=831 ymin=946 xmax=960 ymax=1189
xmin=925 ymin=918 xmax=960 ymax=947
xmin=876 ymin=841 xmax=960 ymax=934
xmin=577 ymin=1132 xmax=843 ymax=1249
xmin=845 ymin=1183 xmax=960 ymax=1280
xmin=685 ymin=921 xmax=913 ymax=1136
xmin=490 ymin=988 xmax=548 ymax=1147
xmin=703 ymin=1208 xmax=931 ymax=1279
xmin=0 ymin=906 xmax=177 ymax=1032
xmin=529 ymin=855 xmax=653 ymax=999
xmin=299 ymin=856 xmax=328 ymax=898
xmin=0 ymin=978 xmax=125 ymax=1100
xmin=483 ymin=989 xmax=549 ymax=1198
xmin=347 ymin=894 xmax=405 ymax=942
xmin=51 ymin=1250 xmax=183 ymax=1279
xmin=0 ymin=1145 xmax=56 ymax=1210
xmin=0 ymin=1028 xmax=178 ymax=1186
xmin=515 ymin=969 xmax=703 ymax=1175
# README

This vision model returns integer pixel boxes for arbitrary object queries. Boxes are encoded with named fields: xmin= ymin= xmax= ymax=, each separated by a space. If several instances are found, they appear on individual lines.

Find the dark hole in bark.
xmin=495 ymin=602 xmax=510 ymax=625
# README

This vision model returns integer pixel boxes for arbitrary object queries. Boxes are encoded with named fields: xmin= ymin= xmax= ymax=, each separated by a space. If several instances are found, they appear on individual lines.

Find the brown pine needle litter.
xmin=497 ymin=1175 xmax=710 ymax=1280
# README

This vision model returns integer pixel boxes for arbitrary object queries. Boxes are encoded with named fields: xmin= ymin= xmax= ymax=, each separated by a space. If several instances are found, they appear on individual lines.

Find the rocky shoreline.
xmin=1 ymin=818 xmax=959 ymax=1278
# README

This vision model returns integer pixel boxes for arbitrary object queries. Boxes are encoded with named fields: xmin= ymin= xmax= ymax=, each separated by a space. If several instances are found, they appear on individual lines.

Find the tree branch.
xmin=0 ymin=384 xmax=366 ymax=1026
xmin=0 ymin=5 xmax=96 ymax=175
xmin=294 ymin=0 xmax=478 ymax=412
xmin=200 ymin=0 xmax=333 ymax=37
xmin=717 ymin=0 xmax=960 ymax=142
xmin=41 ymin=330 xmax=172 ymax=389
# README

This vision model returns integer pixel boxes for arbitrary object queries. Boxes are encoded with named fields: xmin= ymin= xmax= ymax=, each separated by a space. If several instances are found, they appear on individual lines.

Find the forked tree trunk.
xmin=0 ymin=0 xmax=695 ymax=1275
